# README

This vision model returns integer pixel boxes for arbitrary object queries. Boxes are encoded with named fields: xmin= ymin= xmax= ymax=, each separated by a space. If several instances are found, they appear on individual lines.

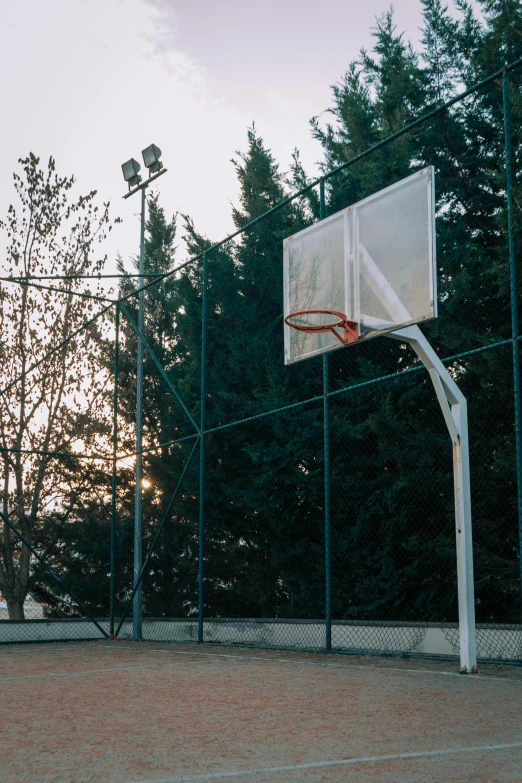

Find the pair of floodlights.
xmin=121 ymin=144 xmax=163 ymax=191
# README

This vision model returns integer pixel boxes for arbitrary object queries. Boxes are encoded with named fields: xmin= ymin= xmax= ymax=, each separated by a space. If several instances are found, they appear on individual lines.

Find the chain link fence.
xmin=1 ymin=61 xmax=521 ymax=664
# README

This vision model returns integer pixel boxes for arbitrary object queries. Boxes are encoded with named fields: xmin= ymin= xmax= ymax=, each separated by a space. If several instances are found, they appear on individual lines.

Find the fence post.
xmin=503 ymin=69 xmax=522 ymax=612
xmin=198 ymin=252 xmax=208 ymax=643
xmin=319 ymin=179 xmax=332 ymax=651
xmin=110 ymin=302 xmax=120 ymax=637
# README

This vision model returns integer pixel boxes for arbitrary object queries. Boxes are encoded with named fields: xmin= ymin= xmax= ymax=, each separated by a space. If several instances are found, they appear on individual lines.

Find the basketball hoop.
xmin=284 ymin=309 xmax=358 ymax=346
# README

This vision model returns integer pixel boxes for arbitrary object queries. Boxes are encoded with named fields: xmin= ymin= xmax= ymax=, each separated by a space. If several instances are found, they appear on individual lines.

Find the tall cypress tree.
xmin=311 ymin=1 xmax=522 ymax=625
xmin=170 ymin=129 xmax=327 ymax=618
xmin=113 ymin=1 xmax=522 ymax=626
xmin=36 ymin=1 xmax=522 ymax=636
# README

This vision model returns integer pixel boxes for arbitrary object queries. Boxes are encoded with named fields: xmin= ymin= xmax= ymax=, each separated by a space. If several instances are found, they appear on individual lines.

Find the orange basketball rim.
xmin=284 ymin=309 xmax=358 ymax=346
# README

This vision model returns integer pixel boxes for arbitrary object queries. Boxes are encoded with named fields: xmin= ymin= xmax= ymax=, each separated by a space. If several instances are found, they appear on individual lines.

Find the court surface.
xmin=1 ymin=640 xmax=521 ymax=783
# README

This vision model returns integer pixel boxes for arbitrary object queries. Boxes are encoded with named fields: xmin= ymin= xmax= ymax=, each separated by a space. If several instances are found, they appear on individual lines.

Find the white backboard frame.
xmin=283 ymin=167 xmax=437 ymax=365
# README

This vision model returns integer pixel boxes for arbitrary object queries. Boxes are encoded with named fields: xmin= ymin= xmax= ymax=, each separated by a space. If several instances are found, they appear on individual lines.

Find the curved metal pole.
xmin=387 ymin=326 xmax=477 ymax=672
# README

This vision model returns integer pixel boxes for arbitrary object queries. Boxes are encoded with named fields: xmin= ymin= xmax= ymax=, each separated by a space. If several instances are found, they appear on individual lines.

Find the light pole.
xmin=121 ymin=145 xmax=167 ymax=641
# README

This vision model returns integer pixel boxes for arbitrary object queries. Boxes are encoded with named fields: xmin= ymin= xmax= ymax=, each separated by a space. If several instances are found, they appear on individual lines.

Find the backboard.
xmin=283 ymin=167 xmax=436 ymax=364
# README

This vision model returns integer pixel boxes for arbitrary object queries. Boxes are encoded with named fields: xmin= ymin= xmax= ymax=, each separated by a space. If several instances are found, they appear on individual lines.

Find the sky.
xmin=0 ymin=0 xmax=451 ymax=274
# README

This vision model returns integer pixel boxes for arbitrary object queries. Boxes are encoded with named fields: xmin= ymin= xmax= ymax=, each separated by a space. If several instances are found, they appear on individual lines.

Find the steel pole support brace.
xmin=386 ymin=326 xmax=478 ymax=673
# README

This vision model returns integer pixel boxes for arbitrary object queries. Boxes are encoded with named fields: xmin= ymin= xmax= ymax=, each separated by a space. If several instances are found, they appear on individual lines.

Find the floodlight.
xmin=142 ymin=144 xmax=163 ymax=174
xmin=121 ymin=158 xmax=142 ymax=189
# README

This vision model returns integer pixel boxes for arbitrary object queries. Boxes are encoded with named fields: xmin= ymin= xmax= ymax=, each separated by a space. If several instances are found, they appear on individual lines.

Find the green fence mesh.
xmin=1 ymin=62 xmax=521 ymax=664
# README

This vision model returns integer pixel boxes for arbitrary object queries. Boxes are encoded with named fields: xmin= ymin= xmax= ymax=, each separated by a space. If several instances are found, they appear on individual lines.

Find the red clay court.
xmin=1 ymin=640 xmax=521 ymax=783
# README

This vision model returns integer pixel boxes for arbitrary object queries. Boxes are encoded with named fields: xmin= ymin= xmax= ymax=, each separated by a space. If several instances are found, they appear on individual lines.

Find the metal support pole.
xmin=319 ymin=179 xmax=332 ymax=651
xmin=323 ymin=353 xmax=332 ymax=651
xmin=503 ymin=70 xmax=522 ymax=612
xmin=110 ymin=303 xmax=120 ymax=637
xmin=387 ymin=326 xmax=477 ymax=672
xmin=133 ymin=186 xmax=146 ymax=641
xmin=198 ymin=253 xmax=208 ymax=644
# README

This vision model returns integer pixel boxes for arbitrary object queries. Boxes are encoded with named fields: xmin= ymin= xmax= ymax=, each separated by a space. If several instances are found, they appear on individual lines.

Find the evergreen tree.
xmin=31 ymin=0 xmax=522 ymax=635
xmin=312 ymin=0 xmax=522 ymax=624
xmin=167 ymin=129 xmax=327 ymax=618
xmin=111 ymin=1 xmax=522 ymax=627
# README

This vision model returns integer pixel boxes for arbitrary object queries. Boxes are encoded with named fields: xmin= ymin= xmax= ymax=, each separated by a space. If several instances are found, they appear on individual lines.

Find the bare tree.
xmin=0 ymin=154 xmax=119 ymax=619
